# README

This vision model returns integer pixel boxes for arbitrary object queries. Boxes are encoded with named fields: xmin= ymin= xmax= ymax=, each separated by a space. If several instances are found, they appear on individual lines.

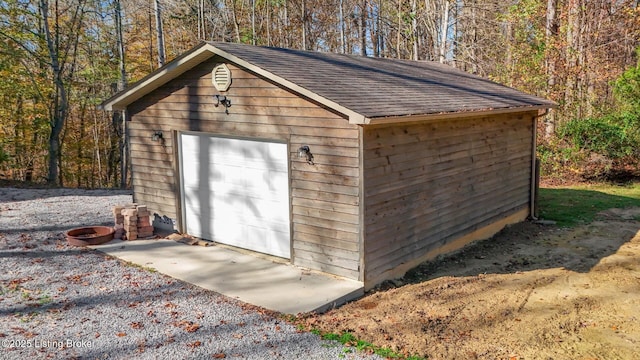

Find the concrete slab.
xmin=91 ymin=239 xmax=364 ymax=314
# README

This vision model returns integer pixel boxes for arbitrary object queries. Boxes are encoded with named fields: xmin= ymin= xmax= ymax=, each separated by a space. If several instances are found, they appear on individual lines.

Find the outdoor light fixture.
xmin=298 ymin=145 xmax=314 ymax=165
xmin=152 ymin=130 xmax=163 ymax=142
xmin=214 ymin=94 xmax=232 ymax=114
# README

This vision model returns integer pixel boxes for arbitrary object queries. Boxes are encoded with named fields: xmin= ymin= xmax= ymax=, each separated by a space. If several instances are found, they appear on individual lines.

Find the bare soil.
xmin=309 ymin=208 xmax=640 ymax=359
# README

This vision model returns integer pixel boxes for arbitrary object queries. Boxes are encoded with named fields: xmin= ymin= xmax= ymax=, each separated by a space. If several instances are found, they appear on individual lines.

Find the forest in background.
xmin=0 ymin=0 xmax=639 ymax=188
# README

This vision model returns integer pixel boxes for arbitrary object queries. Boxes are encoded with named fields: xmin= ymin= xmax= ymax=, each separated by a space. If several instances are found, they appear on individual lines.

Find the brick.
xmin=136 ymin=210 xmax=151 ymax=217
xmin=137 ymin=225 xmax=154 ymax=233
xmin=137 ymin=218 xmax=151 ymax=227
xmin=136 ymin=205 xmax=148 ymax=213
xmin=121 ymin=209 xmax=138 ymax=216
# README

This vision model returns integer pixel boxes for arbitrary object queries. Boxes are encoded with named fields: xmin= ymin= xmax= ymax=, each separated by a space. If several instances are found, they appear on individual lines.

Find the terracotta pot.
xmin=66 ymin=226 xmax=114 ymax=247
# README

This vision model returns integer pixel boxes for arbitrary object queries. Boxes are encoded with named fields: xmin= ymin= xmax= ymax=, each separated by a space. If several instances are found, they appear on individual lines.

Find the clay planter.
xmin=66 ymin=226 xmax=115 ymax=247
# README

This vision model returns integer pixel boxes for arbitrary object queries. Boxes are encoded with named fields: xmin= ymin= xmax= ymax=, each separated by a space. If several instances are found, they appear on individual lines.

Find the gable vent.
xmin=212 ymin=64 xmax=232 ymax=91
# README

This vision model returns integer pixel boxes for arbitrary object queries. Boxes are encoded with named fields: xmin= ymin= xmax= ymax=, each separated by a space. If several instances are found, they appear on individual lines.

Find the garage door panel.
xmin=180 ymin=133 xmax=291 ymax=259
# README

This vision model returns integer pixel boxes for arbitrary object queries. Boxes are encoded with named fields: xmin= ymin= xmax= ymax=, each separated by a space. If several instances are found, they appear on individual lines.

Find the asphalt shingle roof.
xmin=210 ymin=41 xmax=555 ymax=119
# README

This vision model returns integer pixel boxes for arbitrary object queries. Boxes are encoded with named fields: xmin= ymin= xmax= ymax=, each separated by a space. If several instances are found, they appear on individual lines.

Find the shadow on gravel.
xmin=0 ymin=281 xmax=192 ymax=317
xmin=0 ymin=187 xmax=132 ymax=202
xmin=0 ymin=221 xmax=113 ymax=235
xmin=0 ymin=248 xmax=92 ymax=259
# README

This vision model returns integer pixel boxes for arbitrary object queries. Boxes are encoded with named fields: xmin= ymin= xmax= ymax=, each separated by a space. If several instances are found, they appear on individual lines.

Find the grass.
xmin=539 ymin=182 xmax=640 ymax=227
xmin=312 ymin=330 xmax=425 ymax=360
xmin=121 ymin=260 xmax=158 ymax=273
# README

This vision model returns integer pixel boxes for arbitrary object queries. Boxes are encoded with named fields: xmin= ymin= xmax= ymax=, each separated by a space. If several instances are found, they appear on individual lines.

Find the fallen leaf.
xmin=212 ymin=353 xmax=226 ymax=358
xmin=116 ymin=332 xmax=127 ymax=337
xmin=187 ymin=340 xmax=201 ymax=348
xmin=185 ymin=323 xmax=200 ymax=333
xmin=130 ymin=322 xmax=144 ymax=330
xmin=164 ymin=302 xmax=177 ymax=309
xmin=233 ymin=334 xmax=243 ymax=339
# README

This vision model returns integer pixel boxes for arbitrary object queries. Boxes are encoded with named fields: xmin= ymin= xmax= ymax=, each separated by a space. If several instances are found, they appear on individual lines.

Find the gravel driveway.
xmin=0 ymin=187 xmax=380 ymax=359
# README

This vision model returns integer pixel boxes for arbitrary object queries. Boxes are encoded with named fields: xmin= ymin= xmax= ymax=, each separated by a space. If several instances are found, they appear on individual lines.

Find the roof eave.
xmin=100 ymin=42 xmax=219 ymax=111
xmin=358 ymin=104 xmax=557 ymax=126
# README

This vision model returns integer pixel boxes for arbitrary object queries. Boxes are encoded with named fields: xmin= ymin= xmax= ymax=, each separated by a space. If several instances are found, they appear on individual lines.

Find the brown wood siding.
xmin=127 ymin=58 xmax=361 ymax=279
xmin=362 ymin=113 xmax=534 ymax=282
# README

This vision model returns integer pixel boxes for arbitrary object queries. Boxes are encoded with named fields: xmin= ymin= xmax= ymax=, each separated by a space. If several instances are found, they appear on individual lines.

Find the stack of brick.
xmin=136 ymin=205 xmax=154 ymax=238
xmin=112 ymin=204 xmax=154 ymax=240
xmin=112 ymin=205 xmax=128 ymax=240
xmin=122 ymin=208 xmax=139 ymax=240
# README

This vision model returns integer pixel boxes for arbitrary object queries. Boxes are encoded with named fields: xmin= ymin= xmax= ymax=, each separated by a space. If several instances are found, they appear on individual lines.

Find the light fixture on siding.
xmin=214 ymin=94 xmax=231 ymax=114
xmin=298 ymin=145 xmax=314 ymax=165
xmin=151 ymin=130 xmax=163 ymax=142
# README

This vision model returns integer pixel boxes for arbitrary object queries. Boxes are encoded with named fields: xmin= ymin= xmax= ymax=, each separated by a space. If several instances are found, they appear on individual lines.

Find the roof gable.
xmin=101 ymin=42 xmax=556 ymax=124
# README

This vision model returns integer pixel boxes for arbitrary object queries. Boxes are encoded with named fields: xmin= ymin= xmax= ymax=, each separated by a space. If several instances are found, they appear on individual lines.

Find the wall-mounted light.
xmin=298 ymin=145 xmax=314 ymax=165
xmin=214 ymin=94 xmax=231 ymax=114
xmin=152 ymin=130 xmax=163 ymax=142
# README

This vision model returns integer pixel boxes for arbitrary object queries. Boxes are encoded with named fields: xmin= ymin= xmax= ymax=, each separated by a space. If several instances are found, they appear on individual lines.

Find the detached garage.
xmin=101 ymin=42 xmax=555 ymax=289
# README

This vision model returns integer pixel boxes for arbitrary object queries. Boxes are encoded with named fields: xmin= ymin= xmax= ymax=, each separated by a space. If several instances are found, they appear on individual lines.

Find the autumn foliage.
xmin=0 ymin=0 xmax=639 ymax=187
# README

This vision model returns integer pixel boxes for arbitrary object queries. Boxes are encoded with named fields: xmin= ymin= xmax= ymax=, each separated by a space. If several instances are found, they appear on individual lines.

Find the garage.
xmin=178 ymin=133 xmax=291 ymax=258
xmin=100 ymin=41 xmax=555 ymax=289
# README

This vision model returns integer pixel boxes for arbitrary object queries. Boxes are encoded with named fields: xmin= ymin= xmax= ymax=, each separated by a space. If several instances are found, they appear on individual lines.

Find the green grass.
xmin=538 ymin=182 xmax=640 ymax=227
xmin=121 ymin=260 xmax=158 ymax=273
xmin=314 ymin=330 xmax=425 ymax=359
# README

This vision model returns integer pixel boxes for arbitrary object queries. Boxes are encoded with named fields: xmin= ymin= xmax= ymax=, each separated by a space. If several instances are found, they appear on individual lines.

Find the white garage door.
xmin=179 ymin=133 xmax=291 ymax=258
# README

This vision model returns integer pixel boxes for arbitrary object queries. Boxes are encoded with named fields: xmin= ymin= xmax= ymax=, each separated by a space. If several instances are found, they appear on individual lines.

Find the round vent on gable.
xmin=212 ymin=64 xmax=232 ymax=92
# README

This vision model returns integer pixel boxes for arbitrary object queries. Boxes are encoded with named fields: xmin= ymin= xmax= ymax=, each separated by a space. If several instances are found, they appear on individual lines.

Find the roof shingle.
xmin=210 ymin=41 xmax=555 ymax=119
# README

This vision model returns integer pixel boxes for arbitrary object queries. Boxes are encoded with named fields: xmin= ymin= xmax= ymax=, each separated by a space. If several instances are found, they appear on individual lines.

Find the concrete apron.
xmin=91 ymin=239 xmax=364 ymax=314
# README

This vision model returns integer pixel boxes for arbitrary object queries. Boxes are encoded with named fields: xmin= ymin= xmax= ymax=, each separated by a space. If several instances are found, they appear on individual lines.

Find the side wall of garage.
xmin=126 ymin=57 xmax=362 ymax=280
xmin=362 ymin=113 xmax=536 ymax=285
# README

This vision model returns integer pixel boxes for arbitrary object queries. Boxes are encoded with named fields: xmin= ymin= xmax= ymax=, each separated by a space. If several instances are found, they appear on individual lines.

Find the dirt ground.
xmin=308 ymin=208 xmax=640 ymax=360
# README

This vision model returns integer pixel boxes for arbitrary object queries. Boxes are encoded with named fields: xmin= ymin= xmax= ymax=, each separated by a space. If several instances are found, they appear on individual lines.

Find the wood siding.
xmin=127 ymin=58 xmax=361 ymax=279
xmin=362 ymin=113 xmax=535 ymax=283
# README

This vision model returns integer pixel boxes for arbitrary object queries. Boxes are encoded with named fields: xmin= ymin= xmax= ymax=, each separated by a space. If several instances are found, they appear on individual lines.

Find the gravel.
xmin=0 ymin=187 xmax=381 ymax=360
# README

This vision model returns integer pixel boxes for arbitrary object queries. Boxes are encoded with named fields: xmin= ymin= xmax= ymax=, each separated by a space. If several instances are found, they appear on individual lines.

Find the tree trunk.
xmin=251 ymin=0 xmax=256 ymax=45
xmin=114 ymin=0 xmax=128 ymax=188
xmin=411 ymin=0 xmax=418 ymax=60
xmin=396 ymin=0 xmax=401 ymax=58
xmin=339 ymin=0 xmax=345 ymax=53
xmin=154 ymin=0 xmax=165 ymax=67
xmin=230 ymin=0 xmax=241 ymax=43
xmin=545 ymin=0 xmax=558 ymax=138
xmin=439 ymin=0 xmax=449 ymax=64
xmin=360 ymin=1 xmax=367 ymax=56
xmin=301 ymin=0 xmax=307 ymax=50
xmin=40 ymin=0 xmax=68 ymax=185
